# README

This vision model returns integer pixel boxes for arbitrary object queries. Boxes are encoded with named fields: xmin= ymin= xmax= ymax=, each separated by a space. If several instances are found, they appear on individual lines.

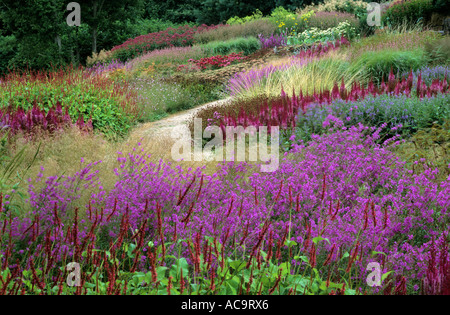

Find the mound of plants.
xmin=293 ymin=92 xmax=450 ymax=145
xmin=0 ymin=68 xmax=138 ymax=139
xmin=299 ymin=0 xmax=368 ymax=16
xmin=110 ymin=24 xmax=221 ymax=63
xmin=193 ymin=19 xmax=277 ymax=44
xmin=1 ymin=123 xmax=449 ymax=294
xmin=177 ymin=53 xmax=247 ymax=72
xmin=131 ymin=77 xmax=222 ymax=122
xmin=198 ymin=71 xmax=449 ymax=137
xmin=198 ymin=37 xmax=261 ymax=57
xmin=382 ymin=0 xmax=434 ymax=27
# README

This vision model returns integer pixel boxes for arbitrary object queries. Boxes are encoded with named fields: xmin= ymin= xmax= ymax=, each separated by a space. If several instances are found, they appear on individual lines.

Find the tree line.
xmin=0 ymin=0 xmax=320 ymax=73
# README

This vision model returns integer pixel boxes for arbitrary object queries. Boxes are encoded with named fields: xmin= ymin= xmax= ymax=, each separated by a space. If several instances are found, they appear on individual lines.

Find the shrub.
xmin=199 ymin=37 xmax=261 ymax=56
xmin=350 ymin=49 xmax=427 ymax=84
xmin=86 ymin=49 xmax=113 ymax=67
xmin=269 ymin=6 xmax=308 ymax=35
xmin=193 ymin=19 xmax=277 ymax=44
xmin=424 ymin=36 xmax=450 ymax=65
xmin=382 ymin=0 xmax=434 ymax=27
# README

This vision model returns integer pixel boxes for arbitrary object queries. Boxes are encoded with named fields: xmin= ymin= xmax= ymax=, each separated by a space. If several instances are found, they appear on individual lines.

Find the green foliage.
xmin=132 ymin=78 xmax=221 ymax=122
xmin=307 ymin=11 xmax=360 ymax=30
xmin=425 ymin=36 xmax=450 ymax=65
xmin=394 ymin=120 xmax=450 ymax=182
xmin=129 ymin=18 xmax=196 ymax=35
xmin=226 ymin=9 xmax=264 ymax=25
xmin=0 ymin=71 xmax=135 ymax=138
xmin=382 ymin=0 xmax=434 ymax=27
xmin=0 ymin=143 xmax=39 ymax=216
xmin=0 ymin=35 xmax=17 ymax=76
xmin=287 ymin=21 xmax=359 ymax=45
xmin=199 ymin=37 xmax=261 ymax=56
xmin=350 ymin=49 xmax=427 ymax=83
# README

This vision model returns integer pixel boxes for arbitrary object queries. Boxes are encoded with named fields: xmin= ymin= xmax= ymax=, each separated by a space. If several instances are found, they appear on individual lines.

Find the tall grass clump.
xmin=227 ymin=56 xmax=363 ymax=100
xmin=424 ymin=36 xmax=450 ymax=66
xmin=199 ymin=37 xmax=261 ymax=56
xmin=349 ymin=49 xmax=427 ymax=84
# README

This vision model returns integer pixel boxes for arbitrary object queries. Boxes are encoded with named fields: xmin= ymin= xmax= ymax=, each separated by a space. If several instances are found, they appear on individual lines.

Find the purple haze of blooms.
xmin=5 ymin=119 xmax=448 ymax=290
xmin=257 ymin=34 xmax=287 ymax=49
xmin=402 ymin=65 xmax=450 ymax=86
xmin=86 ymin=60 xmax=130 ymax=76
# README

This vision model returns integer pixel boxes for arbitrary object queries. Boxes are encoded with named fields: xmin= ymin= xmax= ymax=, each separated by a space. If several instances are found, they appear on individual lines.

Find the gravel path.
xmin=131 ymin=97 xmax=232 ymax=141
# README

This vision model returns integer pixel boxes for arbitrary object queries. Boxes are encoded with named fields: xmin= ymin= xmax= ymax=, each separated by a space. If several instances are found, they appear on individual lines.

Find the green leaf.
xmin=285 ymin=240 xmax=298 ymax=248
xmin=312 ymin=236 xmax=330 ymax=245
xmin=294 ymin=255 xmax=309 ymax=263
xmin=382 ymin=271 xmax=393 ymax=282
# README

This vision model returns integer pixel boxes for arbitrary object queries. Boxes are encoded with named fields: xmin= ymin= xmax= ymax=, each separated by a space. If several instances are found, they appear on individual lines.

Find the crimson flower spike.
xmin=274 ymin=180 xmax=284 ymax=202
xmin=363 ymin=199 xmax=370 ymax=230
xmin=226 ymin=197 xmax=235 ymax=217
xmin=371 ymin=201 xmax=377 ymax=228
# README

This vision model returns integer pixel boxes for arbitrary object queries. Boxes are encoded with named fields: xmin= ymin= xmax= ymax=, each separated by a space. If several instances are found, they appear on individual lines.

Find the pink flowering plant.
xmin=177 ymin=52 xmax=247 ymax=72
